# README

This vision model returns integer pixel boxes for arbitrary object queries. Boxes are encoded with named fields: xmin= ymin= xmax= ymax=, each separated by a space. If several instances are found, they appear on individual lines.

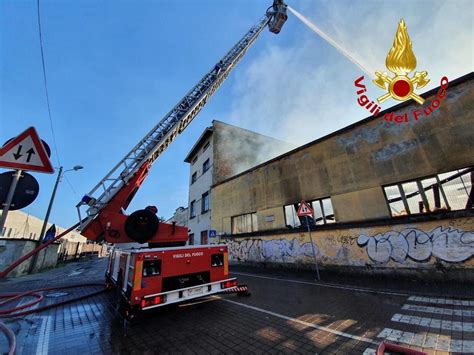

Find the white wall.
xmin=187 ymin=136 xmax=213 ymax=244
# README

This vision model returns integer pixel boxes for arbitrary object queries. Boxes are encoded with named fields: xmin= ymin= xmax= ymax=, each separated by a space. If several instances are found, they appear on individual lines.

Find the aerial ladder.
xmin=76 ymin=1 xmax=288 ymax=246
xmin=0 ymin=2 xmax=288 ymax=321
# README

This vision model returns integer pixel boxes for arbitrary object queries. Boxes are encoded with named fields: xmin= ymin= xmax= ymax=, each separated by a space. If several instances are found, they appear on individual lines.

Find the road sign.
xmin=208 ymin=230 xmax=217 ymax=238
xmin=297 ymin=200 xmax=314 ymax=217
xmin=0 ymin=127 xmax=54 ymax=173
xmin=0 ymin=171 xmax=40 ymax=210
xmin=3 ymin=137 xmax=51 ymax=158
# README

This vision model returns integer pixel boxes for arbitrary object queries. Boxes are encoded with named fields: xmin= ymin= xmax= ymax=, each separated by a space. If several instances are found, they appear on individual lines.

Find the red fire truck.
xmin=106 ymin=245 xmax=238 ymax=315
xmin=74 ymin=1 xmax=287 ymax=317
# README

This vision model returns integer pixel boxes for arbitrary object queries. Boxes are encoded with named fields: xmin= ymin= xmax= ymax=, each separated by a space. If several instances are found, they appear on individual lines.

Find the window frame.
xmin=202 ymin=158 xmax=210 ymax=173
xmin=190 ymin=200 xmax=196 ymax=219
xmin=201 ymin=191 xmax=210 ymax=213
xmin=191 ymin=172 xmax=197 ymax=184
xmin=382 ymin=166 xmax=473 ymax=217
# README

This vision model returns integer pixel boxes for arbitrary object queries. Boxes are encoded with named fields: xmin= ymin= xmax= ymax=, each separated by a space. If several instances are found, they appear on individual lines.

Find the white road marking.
xmin=215 ymin=296 xmax=379 ymax=345
xmin=408 ymin=295 xmax=474 ymax=306
xmin=402 ymin=303 xmax=474 ymax=317
xmin=377 ymin=328 xmax=474 ymax=353
xmin=391 ymin=313 xmax=474 ymax=332
xmin=231 ymin=271 xmax=411 ymax=297
xmin=35 ymin=315 xmax=51 ymax=354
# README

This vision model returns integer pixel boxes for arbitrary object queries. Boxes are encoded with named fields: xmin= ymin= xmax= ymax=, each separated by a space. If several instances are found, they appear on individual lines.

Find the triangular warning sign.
xmin=0 ymin=127 xmax=54 ymax=173
xmin=297 ymin=200 xmax=314 ymax=217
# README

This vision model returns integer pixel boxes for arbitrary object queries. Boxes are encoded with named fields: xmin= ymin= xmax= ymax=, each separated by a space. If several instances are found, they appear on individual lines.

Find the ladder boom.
xmin=77 ymin=14 xmax=273 ymax=231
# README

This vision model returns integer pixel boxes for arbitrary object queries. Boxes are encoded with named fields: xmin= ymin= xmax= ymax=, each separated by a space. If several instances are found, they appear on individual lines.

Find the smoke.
xmin=214 ymin=122 xmax=295 ymax=182
xmin=226 ymin=0 xmax=473 ymax=150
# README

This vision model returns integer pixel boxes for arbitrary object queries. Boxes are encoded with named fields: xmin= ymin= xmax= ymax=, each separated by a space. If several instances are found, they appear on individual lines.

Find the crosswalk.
xmin=363 ymin=295 xmax=474 ymax=354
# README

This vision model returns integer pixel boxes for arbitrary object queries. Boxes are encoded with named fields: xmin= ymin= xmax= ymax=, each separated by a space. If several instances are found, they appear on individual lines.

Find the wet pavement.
xmin=1 ymin=258 xmax=473 ymax=354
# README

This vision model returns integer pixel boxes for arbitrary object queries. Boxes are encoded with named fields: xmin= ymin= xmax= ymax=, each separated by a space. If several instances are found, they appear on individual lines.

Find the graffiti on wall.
xmin=227 ymin=238 xmax=317 ymax=263
xmin=357 ymin=226 xmax=474 ymax=263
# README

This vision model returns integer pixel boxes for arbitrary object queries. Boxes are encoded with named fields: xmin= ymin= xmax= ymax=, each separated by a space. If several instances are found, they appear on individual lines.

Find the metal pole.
xmin=38 ymin=166 xmax=63 ymax=243
xmin=29 ymin=166 xmax=62 ymax=273
xmin=0 ymin=170 xmax=23 ymax=237
xmin=306 ymin=215 xmax=320 ymax=280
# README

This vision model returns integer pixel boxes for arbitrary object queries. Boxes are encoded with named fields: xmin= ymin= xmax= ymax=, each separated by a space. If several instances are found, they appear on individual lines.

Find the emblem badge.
xmin=373 ymin=19 xmax=429 ymax=104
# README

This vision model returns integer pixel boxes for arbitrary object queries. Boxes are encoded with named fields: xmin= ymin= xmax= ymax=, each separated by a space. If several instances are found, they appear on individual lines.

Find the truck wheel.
xmin=124 ymin=209 xmax=159 ymax=243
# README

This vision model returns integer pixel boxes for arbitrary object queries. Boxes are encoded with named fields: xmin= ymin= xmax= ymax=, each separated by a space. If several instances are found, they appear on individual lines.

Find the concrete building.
xmin=211 ymin=73 xmax=474 ymax=280
xmin=1 ymin=210 xmax=86 ymax=242
xmin=184 ymin=120 xmax=294 ymax=245
xmin=0 ymin=210 xmax=89 ymax=276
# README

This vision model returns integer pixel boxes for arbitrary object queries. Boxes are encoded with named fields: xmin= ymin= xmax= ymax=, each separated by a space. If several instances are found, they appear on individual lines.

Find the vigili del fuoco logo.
xmin=354 ymin=19 xmax=449 ymax=123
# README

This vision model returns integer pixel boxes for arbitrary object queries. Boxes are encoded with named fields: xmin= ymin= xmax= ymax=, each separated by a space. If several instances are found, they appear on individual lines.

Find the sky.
xmin=1 ymin=0 xmax=472 ymax=229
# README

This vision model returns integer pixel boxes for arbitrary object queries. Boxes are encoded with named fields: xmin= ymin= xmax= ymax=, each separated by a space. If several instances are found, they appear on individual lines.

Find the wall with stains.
xmin=218 ymin=216 xmax=474 ymax=280
xmin=211 ymin=75 xmax=474 ymax=232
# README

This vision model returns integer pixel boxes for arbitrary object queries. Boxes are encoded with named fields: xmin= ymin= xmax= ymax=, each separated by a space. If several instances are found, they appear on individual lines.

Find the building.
xmin=1 ymin=210 xmax=86 ymax=243
xmin=165 ymin=206 xmax=188 ymax=227
xmin=184 ymin=120 xmax=294 ymax=245
xmin=211 ymin=73 xmax=474 ymax=280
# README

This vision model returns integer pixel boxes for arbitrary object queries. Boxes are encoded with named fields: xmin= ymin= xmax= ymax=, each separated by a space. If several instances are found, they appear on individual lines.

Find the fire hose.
xmin=0 ymin=221 xmax=109 ymax=354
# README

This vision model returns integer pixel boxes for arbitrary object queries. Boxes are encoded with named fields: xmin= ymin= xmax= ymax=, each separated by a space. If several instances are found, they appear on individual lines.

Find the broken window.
xmin=384 ymin=167 xmax=474 ymax=216
xmin=284 ymin=197 xmax=335 ymax=227
xmin=231 ymin=213 xmax=258 ymax=234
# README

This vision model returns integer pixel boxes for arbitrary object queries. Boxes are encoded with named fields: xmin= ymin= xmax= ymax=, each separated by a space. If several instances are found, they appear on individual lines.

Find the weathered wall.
xmin=219 ymin=216 xmax=474 ymax=280
xmin=212 ymin=76 xmax=474 ymax=231
xmin=0 ymin=239 xmax=59 ymax=277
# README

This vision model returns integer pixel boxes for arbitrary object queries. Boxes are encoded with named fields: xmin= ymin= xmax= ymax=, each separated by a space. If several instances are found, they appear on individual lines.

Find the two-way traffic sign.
xmin=297 ymin=200 xmax=314 ymax=217
xmin=0 ymin=127 xmax=54 ymax=173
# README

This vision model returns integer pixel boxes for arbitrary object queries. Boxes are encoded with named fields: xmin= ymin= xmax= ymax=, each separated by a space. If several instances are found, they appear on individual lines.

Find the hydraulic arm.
xmin=76 ymin=2 xmax=288 ymax=245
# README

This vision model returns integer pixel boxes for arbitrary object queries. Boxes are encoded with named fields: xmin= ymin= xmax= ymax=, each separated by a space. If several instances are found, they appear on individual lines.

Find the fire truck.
xmin=75 ymin=1 xmax=288 ymax=317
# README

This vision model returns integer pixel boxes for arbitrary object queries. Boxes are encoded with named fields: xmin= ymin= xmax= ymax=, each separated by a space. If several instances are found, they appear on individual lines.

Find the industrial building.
xmin=184 ymin=120 xmax=294 ymax=245
xmin=211 ymin=73 xmax=474 ymax=279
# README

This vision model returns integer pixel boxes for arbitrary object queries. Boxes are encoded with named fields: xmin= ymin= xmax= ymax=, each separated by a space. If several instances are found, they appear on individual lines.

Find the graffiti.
xmin=227 ymin=238 xmax=317 ymax=263
xmin=337 ymin=235 xmax=358 ymax=246
xmin=357 ymin=226 xmax=474 ymax=263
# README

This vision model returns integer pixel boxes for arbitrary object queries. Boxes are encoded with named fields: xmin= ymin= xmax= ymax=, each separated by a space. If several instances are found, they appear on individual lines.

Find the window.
xmin=143 ymin=260 xmax=161 ymax=277
xmin=189 ymin=233 xmax=194 ymax=245
xmin=191 ymin=172 xmax=197 ymax=184
xmin=231 ymin=213 xmax=258 ymax=234
xmin=202 ymin=159 xmax=210 ymax=173
xmin=384 ymin=167 xmax=474 ymax=216
xmin=201 ymin=230 xmax=208 ymax=245
xmin=190 ymin=200 xmax=196 ymax=218
xmin=201 ymin=191 xmax=210 ymax=213
xmin=192 ymin=156 xmax=198 ymax=165
xmin=203 ymin=141 xmax=210 ymax=152
xmin=284 ymin=197 xmax=335 ymax=228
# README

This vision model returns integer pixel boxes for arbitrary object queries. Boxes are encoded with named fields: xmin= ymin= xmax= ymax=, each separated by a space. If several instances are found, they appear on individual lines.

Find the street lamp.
xmin=37 ymin=165 xmax=84 ymax=243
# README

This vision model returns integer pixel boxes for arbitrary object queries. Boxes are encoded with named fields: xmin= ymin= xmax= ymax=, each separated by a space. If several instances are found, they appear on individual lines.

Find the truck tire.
xmin=124 ymin=209 xmax=159 ymax=243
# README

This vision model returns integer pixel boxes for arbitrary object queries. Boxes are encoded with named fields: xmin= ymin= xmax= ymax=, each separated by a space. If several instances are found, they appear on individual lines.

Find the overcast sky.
xmin=1 ymin=0 xmax=472 ymax=229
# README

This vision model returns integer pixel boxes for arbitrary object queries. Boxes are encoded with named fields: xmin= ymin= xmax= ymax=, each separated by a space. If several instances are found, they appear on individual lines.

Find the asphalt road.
xmin=1 ymin=258 xmax=473 ymax=354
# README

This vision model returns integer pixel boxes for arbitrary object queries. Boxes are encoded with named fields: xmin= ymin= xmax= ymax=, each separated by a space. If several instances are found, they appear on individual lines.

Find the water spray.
xmin=288 ymin=6 xmax=374 ymax=78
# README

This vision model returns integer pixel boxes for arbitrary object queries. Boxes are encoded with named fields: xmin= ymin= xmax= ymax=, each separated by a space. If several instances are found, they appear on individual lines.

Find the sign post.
xmin=0 ymin=170 xmax=22 ymax=237
xmin=0 ymin=127 xmax=53 ymax=238
xmin=297 ymin=200 xmax=320 ymax=281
